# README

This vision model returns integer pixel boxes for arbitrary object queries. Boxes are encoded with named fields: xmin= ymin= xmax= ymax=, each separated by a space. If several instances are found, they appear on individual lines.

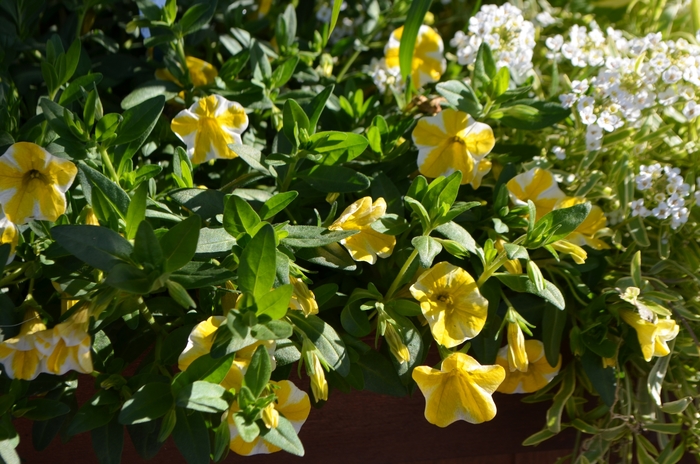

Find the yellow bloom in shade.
xmin=385 ymin=25 xmax=445 ymax=88
xmin=409 ymin=262 xmax=488 ymax=348
xmin=289 ymin=275 xmax=319 ymax=317
xmin=0 ymin=142 xmax=77 ymax=224
xmin=412 ymin=352 xmax=505 ymax=427
xmin=506 ymin=168 xmax=566 ymax=220
xmin=496 ymin=340 xmax=561 ymax=394
xmin=412 ymin=109 xmax=495 ymax=187
xmin=384 ymin=322 xmax=410 ymax=364
xmin=84 ymin=207 xmax=100 ymax=226
xmin=0 ymin=209 xmax=18 ymax=265
xmin=620 ymin=310 xmax=679 ymax=362
xmin=328 ymin=197 xmax=396 ymax=264
xmin=171 ymin=95 xmax=249 ymax=164
xmin=178 ymin=316 xmax=276 ymax=390
xmin=555 ymin=197 xmax=609 ymax=250
xmin=228 ymin=380 xmax=311 ymax=456
xmin=507 ymin=322 xmax=528 ymax=373
xmin=0 ymin=309 xmax=47 ymax=380
xmin=35 ymin=305 xmax=92 ymax=375
xmin=155 ymin=56 xmax=218 ymax=88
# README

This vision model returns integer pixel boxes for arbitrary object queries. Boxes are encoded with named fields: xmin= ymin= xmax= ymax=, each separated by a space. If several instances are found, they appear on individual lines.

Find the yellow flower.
xmin=409 ymin=262 xmax=488 ymax=348
xmin=555 ymin=197 xmax=609 ymax=250
xmin=412 ymin=352 xmax=505 ymax=427
xmin=289 ymin=275 xmax=318 ymax=317
xmin=506 ymin=168 xmax=565 ymax=220
xmin=328 ymin=197 xmax=396 ymax=264
xmin=35 ymin=305 xmax=92 ymax=375
xmin=178 ymin=316 xmax=276 ymax=390
xmin=620 ymin=310 xmax=679 ymax=362
xmin=84 ymin=207 xmax=100 ymax=226
xmin=384 ymin=322 xmax=410 ymax=364
xmin=551 ymin=239 xmax=588 ymax=264
xmin=495 ymin=239 xmax=522 ymax=275
xmin=496 ymin=340 xmax=561 ymax=394
xmin=0 ymin=142 xmax=77 ymax=224
xmin=261 ymin=403 xmax=279 ymax=429
xmin=228 ymin=380 xmax=311 ymax=456
xmin=385 ymin=26 xmax=446 ymax=88
xmin=171 ymin=95 xmax=249 ymax=164
xmin=507 ymin=322 xmax=528 ymax=373
xmin=412 ymin=109 xmax=495 ymax=188
xmin=602 ymin=357 xmax=616 ymax=368
xmin=155 ymin=56 xmax=218 ymax=88
xmin=0 ymin=209 xmax=18 ymax=264
xmin=0 ymin=309 xmax=47 ymax=380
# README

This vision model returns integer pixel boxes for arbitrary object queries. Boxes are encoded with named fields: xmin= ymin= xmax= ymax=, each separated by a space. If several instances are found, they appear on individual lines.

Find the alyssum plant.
xmin=0 ymin=0 xmax=698 ymax=462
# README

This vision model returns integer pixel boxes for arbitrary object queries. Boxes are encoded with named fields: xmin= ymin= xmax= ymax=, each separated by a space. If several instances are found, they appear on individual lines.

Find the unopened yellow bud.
xmin=309 ymin=353 xmax=328 ymax=402
xmin=385 ymin=323 xmax=410 ymax=364
xmin=424 ymin=12 xmax=435 ymax=25
xmin=551 ymin=240 xmax=587 ymax=264
xmin=507 ymin=322 xmax=528 ymax=373
xmin=84 ymin=207 xmax=100 ymax=226
xmin=261 ymin=402 xmax=279 ymax=429
xmin=289 ymin=275 xmax=319 ymax=317
xmin=221 ymin=281 xmax=238 ymax=315
xmin=602 ymin=357 xmax=616 ymax=369
xmin=318 ymin=53 xmax=334 ymax=78
xmin=326 ymin=192 xmax=340 ymax=204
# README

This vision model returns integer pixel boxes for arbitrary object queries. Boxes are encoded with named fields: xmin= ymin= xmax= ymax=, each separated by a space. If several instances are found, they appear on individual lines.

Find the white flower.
xmin=551 ymin=146 xmax=566 ymax=160
xmin=671 ymin=208 xmax=689 ymax=229
xmin=571 ymin=79 xmax=589 ymax=94
xmin=635 ymin=174 xmax=652 ymax=191
xmin=559 ymin=93 xmax=576 ymax=108
xmin=630 ymin=199 xmax=650 ymax=217
xmin=683 ymin=101 xmax=699 ymax=120
xmin=580 ymin=108 xmax=597 ymax=125
xmin=597 ymin=111 xmax=622 ymax=132
xmin=535 ymin=11 xmax=556 ymax=27
xmin=652 ymin=201 xmax=671 ymax=219
xmin=694 ymin=190 xmax=700 ymax=206
xmin=586 ymin=137 xmax=602 ymax=151
xmin=662 ymin=65 xmax=682 ymax=84
xmin=546 ymin=35 xmax=563 ymax=52
xmin=586 ymin=123 xmax=604 ymax=140
xmin=679 ymin=86 xmax=696 ymax=100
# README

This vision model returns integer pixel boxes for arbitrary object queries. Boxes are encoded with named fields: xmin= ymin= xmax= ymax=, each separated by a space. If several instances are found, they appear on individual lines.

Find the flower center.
xmin=437 ymin=293 xmax=452 ymax=304
xmin=24 ymin=169 xmax=48 ymax=185
xmin=451 ymin=136 xmax=465 ymax=145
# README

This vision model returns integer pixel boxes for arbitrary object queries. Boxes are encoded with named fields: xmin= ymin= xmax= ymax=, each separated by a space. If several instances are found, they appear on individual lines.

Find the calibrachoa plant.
xmin=0 ymin=0 xmax=699 ymax=463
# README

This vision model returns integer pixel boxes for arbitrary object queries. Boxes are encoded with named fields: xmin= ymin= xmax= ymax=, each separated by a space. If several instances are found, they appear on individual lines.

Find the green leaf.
xmin=238 ymin=224 xmax=277 ymax=300
xmin=356 ymin=350 xmax=407 ymax=397
xmin=121 ymin=80 xmax=181 ymax=109
xmin=256 ymin=284 xmax=293 ymax=319
xmin=522 ymin=427 xmax=557 ymax=446
xmin=166 ymin=280 xmax=197 ymax=309
xmin=546 ymin=366 xmax=574 ymax=433
xmin=59 ymin=74 xmax=103 ymax=105
xmin=133 ymin=221 xmax=164 ymax=267
xmin=305 ymin=85 xmax=334 ymax=133
xmin=288 ymin=313 xmax=350 ymax=376
xmin=160 ymin=215 xmax=202 ymax=273
xmin=271 ymin=56 xmax=299 ymax=88
xmin=105 ymin=263 xmax=155 ymax=294
xmin=169 ymin=262 xmax=236 ymax=289
xmin=488 ymin=66 xmax=510 ymax=98
xmin=435 ymin=80 xmax=483 ymax=116
xmin=20 ymin=399 xmax=70 ymax=421
xmin=195 ymin=228 xmax=236 ymax=258
xmin=259 ymin=416 xmax=305 ymax=456
xmin=325 ymin=0 xmax=343 ymax=45
xmin=649 ymin=338 xmax=674 ymax=407
xmin=435 ymin=221 xmax=477 ymax=254
xmin=91 ymin=418 xmax=124 ymax=464
xmin=112 ymin=96 xmax=165 ymax=147
xmin=172 ymin=409 xmax=210 ymax=464
xmin=244 ymin=345 xmax=272 ymax=397
xmin=175 ymin=381 xmax=228 ymax=413
xmin=170 ymin=188 xmax=226 ymax=221
xmin=223 ymin=195 xmax=261 ymax=238
xmin=296 ymin=243 xmax=356 ymax=271
xmin=398 ymin=0 xmax=433 ymax=83
xmin=581 ymin=350 xmax=616 ymax=407
xmin=527 ymin=203 xmax=592 ymax=247
xmin=542 ymin=303 xmax=566 ymax=368
xmin=340 ymin=302 xmax=372 ymax=337
xmin=627 ymin=215 xmax=650 ymax=247
xmin=283 ymin=99 xmax=309 ymax=146
xmin=233 ymin=411 xmax=259 ymax=443
xmin=126 ymin=182 xmax=148 ymax=240
xmin=172 ymin=353 xmax=236 ymax=394
xmin=299 ymin=165 xmax=370 ymax=193
xmin=473 ymin=42 xmax=496 ymax=91
xmin=309 ymin=131 xmax=369 ymax=165
xmin=119 ymin=383 xmax=174 ymax=425
xmin=259 ymin=191 xmax=298 ymax=220
xmin=67 ymin=401 xmax=114 ymax=436
xmin=499 ymin=101 xmax=571 ymax=130
xmin=281 ymin=225 xmax=356 ymax=248
xmin=412 ymin=236 xmax=442 ymax=268
xmin=496 ymin=275 xmax=565 ymax=310
xmin=179 ymin=1 xmax=217 ymax=35
xmin=661 ymin=397 xmax=692 ymax=414
xmin=53 ymin=225 xmax=132 ymax=271
xmin=79 ymin=163 xmax=130 ymax=218
xmin=251 ymin=320 xmax=294 ymax=340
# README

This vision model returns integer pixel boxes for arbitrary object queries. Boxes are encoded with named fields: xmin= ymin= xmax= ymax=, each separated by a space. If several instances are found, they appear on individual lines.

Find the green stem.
xmin=336 ymin=49 xmax=362 ymax=83
xmin=476 ymin=252 xmax=509 ymax=288
xmin=0 ymin=264 xmax=30 ymax=287
xmin=693 ymin=0 xmax=700 ymax=34
xmin=139 ymin=299 xmax=162 ymax=335
xmin=385 ymin=248 xmax=419 ymax=300
xmin=280 ymin=157 xmax=298 ymax=193
xmin=99 ymin=147 xmax=119 ymax=183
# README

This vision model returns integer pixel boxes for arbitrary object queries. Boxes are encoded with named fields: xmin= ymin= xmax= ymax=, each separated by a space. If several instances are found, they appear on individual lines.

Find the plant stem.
xmin=385 ymin=248 xmax=419 ymax=300
xmin=139 ymin=299 xmax=162 ymax=335
xmin=280 ymin=157 xmax=298 ymax=192
xmin=476 ymin=252 xmax=508 ymax=288
xmin=0 ymin=264 xmax=30 ymax=287
xmin=99 ymin=147 xmax=119 ymax=183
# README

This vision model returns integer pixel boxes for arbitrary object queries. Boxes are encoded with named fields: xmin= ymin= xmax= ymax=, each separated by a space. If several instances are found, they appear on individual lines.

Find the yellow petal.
xmin=506 ymin=168 xmax=565 ymax=220
xmin=507 ymin=323 xmax=528 ymax=373
xmin=329 ymin=197 xmax=395 ymax=264
xmin=496 ymin=340 xmax=561 ymax=394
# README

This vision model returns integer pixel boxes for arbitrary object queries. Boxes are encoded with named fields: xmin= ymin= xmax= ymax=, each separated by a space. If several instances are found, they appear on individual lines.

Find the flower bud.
xmin=84 ymin=207 xmax=100 ymax=226
xmin=385 ymin=322 xmax=410 ymax=364
xmin=309 ymin=352 xmax=328 ymax=402
xmin=507 ymin=322 xmax=528 ymax=373
xmin=526 ymin=260 xmax=545 ymax=292
xmin=551 ymin=240 xmax=588 ymax=264
xmin=289 ymin=275 xmax=319 ymax=317
xmin=261 ymin=402 xmax=279 ymax=429
xmin=326 ymin=192 xmax=339 ymax=204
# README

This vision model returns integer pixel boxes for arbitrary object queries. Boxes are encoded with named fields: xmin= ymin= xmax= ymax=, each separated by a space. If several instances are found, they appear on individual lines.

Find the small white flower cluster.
xmin=630 ymin=164 xmax=691 ymax=229
xmin=368 ymin=58 xmax=404 ymax=94
xmin=552 ymin=25 xmax=700 ymax=152
xmin=450 ymin=3 xmax=535 ymax=84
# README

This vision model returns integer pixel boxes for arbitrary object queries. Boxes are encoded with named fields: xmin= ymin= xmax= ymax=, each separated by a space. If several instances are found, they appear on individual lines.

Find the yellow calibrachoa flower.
xmin=178 ymin=316 xmax=276 ymax=390
xmin=289 ymin=275 xmax=318 ymax=317
xmin=35 ymin=305 xmax=93 ymax=375
xmin=620 ymin=310 xmax=679 ymax=362
xmin=412 ymin=352 xmax=505 ymax=427
xmin=171 ymin=95 xmax=249 ymax=164
xmin=385 ymin=26 xmax=446 ymax=88
xmin=556 ymin=196 xmax=609 ymax=250
xmin=412 ymin=109 xmax=495 ymax=188
xmin=496 ymin=340 xmax=561 ymax=394
xmin=551 ymin=239 xmax=588 ymax=264
xmin=506 ymin=168 xmax=566 ymax=220
xmin=409 ymin=262 xmax=488 ymax=348
xmin=328 ymin=197 xmax=396 ymax=264
xmin=0 ymin=142 xmax=77 ymax=224
xmin=507 ymin=322 xmax=528 ymax=373
xmin=155 ymin=56 xmax=218 ymax=88
xmin=227 ymin=380 xmax=311 ymax=456
xmin=0 ymin=309 xmax=47 ymax=380
xmin=0 ymin=209 xmax=19 ymax=264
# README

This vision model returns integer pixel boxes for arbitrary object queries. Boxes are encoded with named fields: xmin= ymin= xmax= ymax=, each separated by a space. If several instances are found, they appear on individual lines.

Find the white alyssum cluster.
xmin=631 ymin=164 xmax=691 ymax=229
xmin=368 ymin=58 xmax=404 ymax=94
xmin=450 ymin=3 xmax=535 ymax=84
xmin=552 ymin=24 xmax=700 ymax=153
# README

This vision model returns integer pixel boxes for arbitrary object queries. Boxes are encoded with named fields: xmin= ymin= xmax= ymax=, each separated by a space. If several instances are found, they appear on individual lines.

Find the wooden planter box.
xmin=14 ymin=377 xmax=575 ymax=463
